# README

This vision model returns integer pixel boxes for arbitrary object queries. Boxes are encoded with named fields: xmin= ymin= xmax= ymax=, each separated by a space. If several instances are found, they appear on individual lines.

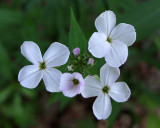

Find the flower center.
xmin=39 ymin=62 xmax=46 ymax=70
xmin=107 ymin=37 xmax=112 ymax=43
xmin=72 ymin=79 xmax=79 ymax=85
xmin=102 ymin=86 xmax=109 ymax=94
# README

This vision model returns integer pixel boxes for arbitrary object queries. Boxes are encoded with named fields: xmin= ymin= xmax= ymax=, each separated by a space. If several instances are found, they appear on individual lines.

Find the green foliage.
xmin=0 ymin=8 xmax=21 ymax=25
xmin=69 ymin=8 xmax=87 ymax=53
xmin=77 ymin=117 xmax=95 ymax=128
xmin=118 ymin=0 xmax=160 ymax=41
xmin=48 ymin=93 xmax=75 ymax=110
xmin=0 ymin=43 xmax=13 ymax=79
xmin=147 ymin=114 xmax=160 ymax=128
xmin=107 ymin=101 xmax=122 ymax=128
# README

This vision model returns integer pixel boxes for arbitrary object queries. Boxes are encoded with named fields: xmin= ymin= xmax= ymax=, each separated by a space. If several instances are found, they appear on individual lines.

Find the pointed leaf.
xmin=69 ymin=8 xmax=87 ymax=53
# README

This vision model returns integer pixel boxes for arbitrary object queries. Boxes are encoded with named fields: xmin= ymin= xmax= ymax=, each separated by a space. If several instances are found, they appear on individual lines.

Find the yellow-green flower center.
xmin=102 ymin=86 xmax=109 ymax=94
xmin=72 ymin=79 xmax=79 ymax=85
xmin=39 ymin=62 xmax=46 ymax=70
xmin=107 ymin=37 xmax=112 ymax=43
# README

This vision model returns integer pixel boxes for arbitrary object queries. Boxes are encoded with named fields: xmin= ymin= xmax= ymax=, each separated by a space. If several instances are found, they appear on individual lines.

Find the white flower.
xmin=59 ymin=72 xmax=85 ymax=97
xmin=18 ymin=41 xmax=70 ymax=92
xmin=88 ymin=10 xmax=136 ymax=67
xmin=81 ymin=64 xmax=131 ymax=120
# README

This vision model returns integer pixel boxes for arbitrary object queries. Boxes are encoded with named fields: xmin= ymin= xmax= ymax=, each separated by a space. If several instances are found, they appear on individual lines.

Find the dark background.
xmin=0 ymin=0 xmax=160 ymax=128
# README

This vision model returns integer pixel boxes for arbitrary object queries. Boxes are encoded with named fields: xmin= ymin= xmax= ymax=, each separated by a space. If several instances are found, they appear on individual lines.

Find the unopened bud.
xmin=67 ymin=65 xmax=74 ymax=71
xmin=73 ymin=48 xmax=80 ymax=56
xmin=87 ymin=58 xmax=94 ymax=66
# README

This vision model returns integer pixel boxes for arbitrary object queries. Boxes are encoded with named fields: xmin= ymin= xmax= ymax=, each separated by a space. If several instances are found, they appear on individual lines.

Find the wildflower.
xmin=88 ymin=10 xmax=136 ymax=67
xmin=59 ymin=72 xmax=85 ymax=97
xmin=73 ymin=47 xmax=80 ymax=56
xmin=81 ymin=64 xmax=131 ymax=120
xmin=18 ymin=41 xmax=70 ymax=92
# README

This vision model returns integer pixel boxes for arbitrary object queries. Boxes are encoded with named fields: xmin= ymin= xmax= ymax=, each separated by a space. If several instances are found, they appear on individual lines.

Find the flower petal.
xmin=93 ymin=94 xmax=112 ymax=120
xmin=59 ymin=73 xmax=75 ymax=91
xmin=62 ymin=85 xmax=80 ymax=97
xmin=105 ymin=40 xmax=128 ymax=67
xmin=21 ymin=41 xmax=43 ymax=65
xmin=88 ymin=32 xmax=111 ymax=58
xmin=43 ymin=68 xmax=62 ymax=92
xmin=95 ymin=10 xmax=116 ymax=35
xmin=73 ymin=72 xmax=85 ymax=92
xmin=43 ymin=42 xmax=70 ymax=67
xmin=109 ymin=82 xmax=131 ymax=102
xmin=100 ymin=63 xmax=120 ymax=87
xmin=81 ymin=76 xmax=102 ymax=98
xmin=110 ymin=23 xmax=136 ymax=46
xmin=18 ymin=65 xmax=42 ymax=89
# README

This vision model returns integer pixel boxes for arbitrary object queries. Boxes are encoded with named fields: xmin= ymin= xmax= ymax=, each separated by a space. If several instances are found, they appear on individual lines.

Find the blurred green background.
xmin=0 ymin=0 xmax=160 ymax=128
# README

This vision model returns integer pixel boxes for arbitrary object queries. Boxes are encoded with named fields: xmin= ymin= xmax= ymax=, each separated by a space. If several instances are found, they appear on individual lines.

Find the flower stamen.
xmin=102 ymin=86 xmax=109 ymax=94
xmin=72 ymin=79 xmax=79 ymax=85
xmin=39 ymin=62 xmax=46 ymax=70
xmin=107 ymin=37 xmax=112 ymax=43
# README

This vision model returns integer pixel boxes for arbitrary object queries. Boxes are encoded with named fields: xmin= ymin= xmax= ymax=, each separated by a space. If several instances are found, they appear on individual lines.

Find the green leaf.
xmin=0 ymin=86 xmax=13 ymax=103
xmin=48 ymin=93 xmax=75 ymax=110
xmin=87 ymin=58 xmax=105 ymax=76
xmin=118 ymin=0 xmax=160 ymax=41
xmin=0 ymin=8 xmax=21 ymax=26
xmin=0 ymin=42 xmax=13 ymax=79
xmin=69 ymin=8 xmax=87 ymax=53
xmin=107 ymin=101 xmax=122 ymax=128
xmin=154 ymin=35 xmax=160 ymax=50
xmin=147 ymin=114 xmax=160 ymax=128
xmin=77 ymin=117 xmax=95 ymax=128
xmin=138 ymin=93 xmax=158 ymax=109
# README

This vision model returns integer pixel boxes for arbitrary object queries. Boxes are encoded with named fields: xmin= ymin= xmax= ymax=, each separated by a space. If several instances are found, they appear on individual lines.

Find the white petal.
xmin=43 ymin=42 xmax=70 ymax=67
xmin=60 ymin=73 xmax=85 ymax=97
xmin=109 ymin=82 xmax=131 ymax=102
xmin=21 ymin=41 xmax=43 ymax=65
xmin=110 ymin=23 xmax=136 ymax=46
xmin=95 ymin=10 xmax=116 ymax=35
xmin=105 ymin=40 xmax=128 ymax=67
xmin=43 ymin=68 xmax=62 ymax=92
xmin=62 ymin=85 xmax=80 ymax=97
xmin=88 ymin=32 xmax=111 ymax=58
xmin=59 ymin=73 xmax=75 ymax=91
xmin=93 ymin=94 xmax=112 ymax=120
xmin=18 ymin=65 xmax=42 ymax=89
xmin=100 ymin=63 xmax=120 ymax=87
xmin=81 ymin=76 xmax=102 ymax=98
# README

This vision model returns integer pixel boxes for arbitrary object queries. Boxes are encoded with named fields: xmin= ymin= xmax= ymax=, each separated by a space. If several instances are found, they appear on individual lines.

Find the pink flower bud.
xmin=73 ymin=48 xmax=80 ymax=56
xmin=87 ymin=58 xmax=94 ymax=66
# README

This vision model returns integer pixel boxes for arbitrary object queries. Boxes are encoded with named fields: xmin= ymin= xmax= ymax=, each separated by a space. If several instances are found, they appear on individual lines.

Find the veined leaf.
xmin=69 ymin=8 xmax=87 ymax=53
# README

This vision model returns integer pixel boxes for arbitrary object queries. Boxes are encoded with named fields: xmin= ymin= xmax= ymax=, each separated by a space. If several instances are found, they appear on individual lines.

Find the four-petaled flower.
xmin=18 ymin=41 xmax=70 ymax=92
xmin=88 ymin=10 xmax=136 ymax=67
xmin=59 ymin=73 xmax=85 ymax=97
xmin=81 ymin=64 xmax=131 ymax=120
